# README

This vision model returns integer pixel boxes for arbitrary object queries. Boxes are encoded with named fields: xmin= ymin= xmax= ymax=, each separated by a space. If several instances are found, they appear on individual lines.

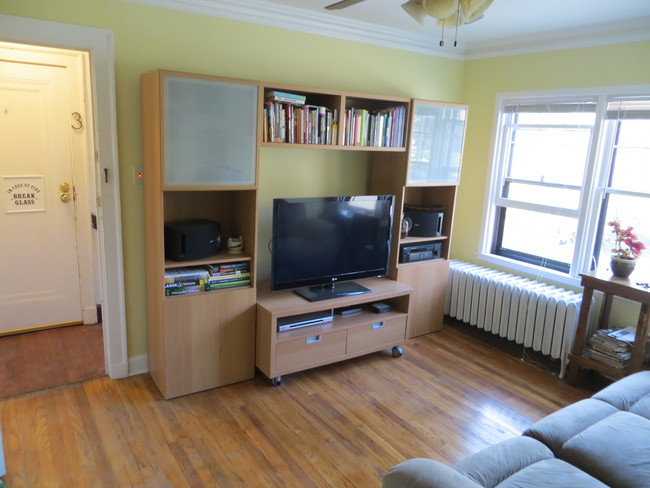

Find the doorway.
xmin=0 ymin=42 xmax=105 ymax=395
xmin=0 ymin=43 xmax=99 ymax=335
xmin=0 ymin=14 xmax=129 ymax=380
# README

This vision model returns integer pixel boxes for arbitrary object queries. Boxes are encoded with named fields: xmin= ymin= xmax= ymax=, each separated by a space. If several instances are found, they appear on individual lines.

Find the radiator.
xmin=445 ymin=260 xmax=589 ymax=378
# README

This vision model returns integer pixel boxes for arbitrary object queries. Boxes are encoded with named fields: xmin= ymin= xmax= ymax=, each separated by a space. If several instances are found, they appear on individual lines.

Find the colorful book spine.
xmin=264 ymin=90 xmax=306 ymax=105
xmin=165 ymin=285 xmax=203 ymax=296
xmin=204 ymin=279 xmax=250 ymax=291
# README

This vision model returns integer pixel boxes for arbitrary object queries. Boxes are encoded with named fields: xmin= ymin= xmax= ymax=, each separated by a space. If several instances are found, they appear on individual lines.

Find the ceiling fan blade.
xmin=401 ymin=0 xmax=427 ymax=24
xmin=325 ymin=0 xmax=366 ymax=10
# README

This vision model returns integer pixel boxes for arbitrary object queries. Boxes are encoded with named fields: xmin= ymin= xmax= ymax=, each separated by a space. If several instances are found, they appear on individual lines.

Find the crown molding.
xmin=124 ymin=0 xmax=464 ymax=59
xmin=124 ymin=0 xmax=650 ymax=60
xmin=464 ymin=16 xmax=650 ymax=60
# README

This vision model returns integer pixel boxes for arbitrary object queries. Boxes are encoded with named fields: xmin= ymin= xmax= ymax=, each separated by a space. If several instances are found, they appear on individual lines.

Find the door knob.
xmin=59 ymin=182 xmax=70 ymax=193
xmin=61 ymin=193 xmax=71 ymax=203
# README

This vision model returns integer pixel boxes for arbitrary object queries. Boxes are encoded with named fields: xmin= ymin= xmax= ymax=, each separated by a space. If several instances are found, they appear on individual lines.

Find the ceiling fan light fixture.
xmin=401 ymin=0 xmax=428 ymax=24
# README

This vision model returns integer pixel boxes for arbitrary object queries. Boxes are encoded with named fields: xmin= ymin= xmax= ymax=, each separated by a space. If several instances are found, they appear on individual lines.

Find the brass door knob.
xmin=61 ymin=193 xmax=71 ymax=203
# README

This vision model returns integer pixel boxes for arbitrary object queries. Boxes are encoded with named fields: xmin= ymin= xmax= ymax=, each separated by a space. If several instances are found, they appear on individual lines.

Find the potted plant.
xmin=608 ymin=220 xmax=646 ymax=278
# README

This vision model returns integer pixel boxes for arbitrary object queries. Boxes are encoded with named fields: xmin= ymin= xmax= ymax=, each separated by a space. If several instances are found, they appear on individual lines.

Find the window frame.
xmin=478 ymin=85 xmax=650 ymax=287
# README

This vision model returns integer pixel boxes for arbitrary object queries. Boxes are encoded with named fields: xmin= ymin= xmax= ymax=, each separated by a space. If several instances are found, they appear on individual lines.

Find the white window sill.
xmin=475 ymin=253 xmax=583 ymax=290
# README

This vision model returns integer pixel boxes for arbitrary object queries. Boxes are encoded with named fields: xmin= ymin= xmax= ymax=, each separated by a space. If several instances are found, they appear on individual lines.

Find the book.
xmin=207 ymin=273 xmax=251 ymax=284
xmin=265 ymin=90 xmax=306 ymax=104
xmin=204 ymin=262 xmax=250 ymax=274
xmin=164 ymin=267 xmax=210 ymax=283
xmin=165 ymin=279 xmax=206 ymax=288
xmin=204 ymin=279 xmax=251 ymax=291
xmin=165 ymin=284 xmax=203 ymax=296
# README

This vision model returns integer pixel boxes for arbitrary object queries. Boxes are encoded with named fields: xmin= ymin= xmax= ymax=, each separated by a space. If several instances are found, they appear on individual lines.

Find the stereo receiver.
xmin=400 ymin=242 xmax=442 ymax=263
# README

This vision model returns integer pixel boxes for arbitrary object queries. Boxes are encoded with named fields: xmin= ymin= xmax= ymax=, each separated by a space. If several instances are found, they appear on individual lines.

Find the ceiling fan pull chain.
xmin=454 ymin=0 xmax=460 ymax=46
xmin=439 ymin=18 xmax=445 ymax=47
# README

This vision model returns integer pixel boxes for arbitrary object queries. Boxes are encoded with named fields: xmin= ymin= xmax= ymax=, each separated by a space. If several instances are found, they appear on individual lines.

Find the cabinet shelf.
xmin=164 ymin=252 xmax=253 ymax=269
xmin=261 ymin=141 xmax=406 ymax=152
xmin=164 ymin=282 xmax=253 ymax=300
xmin=261 ymin=83 xmax=409 ymax=150
xmin=256 ymin=278 xmax=412 ymax=382
xmin=162 ymin=185 xmax=257 ymax=192
xmin=276 ymin=309 xmax=407 ymax=343
xmin=400 ymin=235 xmax=448 ymax=244
xmin=142 ymin=69 xmax=259 ymax=399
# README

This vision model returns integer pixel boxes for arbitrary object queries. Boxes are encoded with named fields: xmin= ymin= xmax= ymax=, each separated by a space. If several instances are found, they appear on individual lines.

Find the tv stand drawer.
xmin=275 ymin=329 xmax=347 ymax=373
xmin=347 ymin=316 xmax=407 ymax=355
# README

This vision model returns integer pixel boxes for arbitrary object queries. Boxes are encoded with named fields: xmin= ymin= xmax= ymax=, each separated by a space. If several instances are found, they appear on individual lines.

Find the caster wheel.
xmin=392 ymin=346 xmax=403 ymax=358
xmin=271 ymin=376 xmax=282 ymax=386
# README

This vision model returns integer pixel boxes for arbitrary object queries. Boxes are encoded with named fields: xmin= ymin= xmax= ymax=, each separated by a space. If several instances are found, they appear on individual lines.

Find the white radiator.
xmin=445 ymin=260 xmax=588 ymax=378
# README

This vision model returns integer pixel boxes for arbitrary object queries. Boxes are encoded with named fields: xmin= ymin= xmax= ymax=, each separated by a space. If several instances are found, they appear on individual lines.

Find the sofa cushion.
xmin=382 ymin=458 xmax=483 ymax=488
xmin=630 ymin=394 xmax=650 ymax=421
xmin=454 ymin=436 xmax=553 ymax=488
xmin=593 ymin=370 xmax=650 ymax=413
xmin=494 ymin=458 xmax=609 ymax=488
xmin=559 ymin=410 xmax=650 ymax=488
xmin=523 ymin=398 xmax=619 ymax=454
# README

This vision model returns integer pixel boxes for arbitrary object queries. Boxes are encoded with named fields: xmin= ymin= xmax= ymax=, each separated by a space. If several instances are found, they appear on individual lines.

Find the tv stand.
xmin=256 ymin=277 xmax=412 ymax=385
xmin=294 ymin=281 xmax=371 ymax=302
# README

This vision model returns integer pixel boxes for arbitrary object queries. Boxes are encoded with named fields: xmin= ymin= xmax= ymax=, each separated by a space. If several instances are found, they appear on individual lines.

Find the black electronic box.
xmin=400 ymin=242 xmax=442 ymax=263
xmin=164 ymin=219 xmax=221 ymax=261
xmin=404 ymin=205 xmax=444 ymax=237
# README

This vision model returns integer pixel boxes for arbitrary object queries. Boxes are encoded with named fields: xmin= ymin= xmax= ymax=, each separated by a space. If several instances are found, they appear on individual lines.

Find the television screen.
xmin=271 ymin=195 xmax=394 ymax=301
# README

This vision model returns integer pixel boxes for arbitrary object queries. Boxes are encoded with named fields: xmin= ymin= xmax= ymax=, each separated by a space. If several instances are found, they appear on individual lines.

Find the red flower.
xmin=608 ymin=220 xmax=645 ymax=260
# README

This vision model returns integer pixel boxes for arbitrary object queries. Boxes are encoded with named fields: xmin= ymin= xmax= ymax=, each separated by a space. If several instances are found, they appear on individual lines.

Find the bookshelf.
xmin=260 ymin=84 xmax=409 ymax=151
xmin=369 ymin=99 xmax=468 ymax=337
xmin=141 ymin=69 xmax=467 ymax=396
xmin=141 ymin=70 xmax=260 ymax=399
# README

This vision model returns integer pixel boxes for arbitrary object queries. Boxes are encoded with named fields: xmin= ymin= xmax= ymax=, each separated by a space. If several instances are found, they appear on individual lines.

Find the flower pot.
xmin=610 ymin=256 xmax=636 ymax=278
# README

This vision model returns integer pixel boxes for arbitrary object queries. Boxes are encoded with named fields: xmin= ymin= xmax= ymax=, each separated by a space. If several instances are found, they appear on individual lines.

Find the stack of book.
xmin=164 ymin=262 xmax=251 ymax=295
xmin=263 ymin=90 xmax=337 ymax=145
xmin=164 ymin=267 xmax=210 ymax=296
xmin=342 ymin=105 xmax=406 ymax=148
xmin=204 ymin=262 xmax=251 ymax=291
xmin=586 ymin=327 xmax=637 ymax=370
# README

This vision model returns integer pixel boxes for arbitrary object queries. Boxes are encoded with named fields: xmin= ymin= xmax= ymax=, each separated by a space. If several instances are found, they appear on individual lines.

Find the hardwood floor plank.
xmin=0 ymin=325 xmax=597 ymax=487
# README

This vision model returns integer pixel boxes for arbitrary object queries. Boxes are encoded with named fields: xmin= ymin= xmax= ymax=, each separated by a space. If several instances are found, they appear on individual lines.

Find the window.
xmin=480 ymin=88 xmax=650 ymax=284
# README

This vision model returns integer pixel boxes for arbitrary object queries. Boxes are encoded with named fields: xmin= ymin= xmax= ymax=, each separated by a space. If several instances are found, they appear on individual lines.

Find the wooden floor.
xmin=0 ymin=325 xmax=597 ymax=487
xmin=0 ymin=324 xmax=105 ymax=399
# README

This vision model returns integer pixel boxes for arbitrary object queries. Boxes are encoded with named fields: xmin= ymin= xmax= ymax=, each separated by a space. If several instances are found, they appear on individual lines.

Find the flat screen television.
xmin=271 ymin=195 xmax=395 ymax=301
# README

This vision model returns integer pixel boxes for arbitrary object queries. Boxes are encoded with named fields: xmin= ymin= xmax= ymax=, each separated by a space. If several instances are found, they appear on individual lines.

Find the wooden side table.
xmin=566 ymin=270 xmax=650 ymax=385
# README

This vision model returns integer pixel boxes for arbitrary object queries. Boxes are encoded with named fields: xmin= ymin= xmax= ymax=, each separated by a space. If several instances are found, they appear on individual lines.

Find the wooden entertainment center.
xmin=141 ymin=70 xmax=466 ymax=399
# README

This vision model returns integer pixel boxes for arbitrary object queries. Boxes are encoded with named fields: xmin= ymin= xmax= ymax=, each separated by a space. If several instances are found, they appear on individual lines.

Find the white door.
xmin=0 ymin=46 xmax=97 ymax=335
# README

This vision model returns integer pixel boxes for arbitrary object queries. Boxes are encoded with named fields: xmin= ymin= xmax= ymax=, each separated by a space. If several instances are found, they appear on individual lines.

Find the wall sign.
xmin=3 ymin=176 xmax=46 ymax=213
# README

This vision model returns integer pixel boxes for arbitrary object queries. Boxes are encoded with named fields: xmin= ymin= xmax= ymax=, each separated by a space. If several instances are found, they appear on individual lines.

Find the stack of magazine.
xmin=586 ymin=327 xmax=637 ymax=370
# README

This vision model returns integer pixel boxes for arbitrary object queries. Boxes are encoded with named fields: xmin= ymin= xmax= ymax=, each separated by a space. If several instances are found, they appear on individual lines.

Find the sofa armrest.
xmin=383 ymin=458 xmax=484 ymax=488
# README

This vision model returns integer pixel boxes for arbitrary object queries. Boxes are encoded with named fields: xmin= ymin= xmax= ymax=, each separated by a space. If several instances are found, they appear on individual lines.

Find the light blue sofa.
xmin=383 ymin=371 xmax=650 ymax=488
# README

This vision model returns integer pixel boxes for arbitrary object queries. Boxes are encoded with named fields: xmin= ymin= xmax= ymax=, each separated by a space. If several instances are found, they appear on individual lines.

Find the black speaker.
xmin=404 ymin=205 xmax=444 ymax=237
xmin=164 ymin=219 xmax=220 ymax=261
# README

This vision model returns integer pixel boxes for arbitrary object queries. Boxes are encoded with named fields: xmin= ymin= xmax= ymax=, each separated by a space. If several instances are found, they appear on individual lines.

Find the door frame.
xmin=0 ymin=14 xmax=129 ymax=378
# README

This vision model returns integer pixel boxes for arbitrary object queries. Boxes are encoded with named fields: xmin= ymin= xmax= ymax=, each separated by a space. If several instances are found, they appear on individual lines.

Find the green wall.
xmin=1 ymin=0 xmax=463 ymax=360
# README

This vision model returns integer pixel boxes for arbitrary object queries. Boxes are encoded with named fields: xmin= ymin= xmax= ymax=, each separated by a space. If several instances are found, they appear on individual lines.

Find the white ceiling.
xmin=128 ymin=0 xmax=650 ymax=59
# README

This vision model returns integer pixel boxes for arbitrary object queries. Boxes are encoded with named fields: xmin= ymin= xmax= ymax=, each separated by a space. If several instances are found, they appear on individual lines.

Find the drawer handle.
xmin=372 ymin=321 xmax=385 ymax=330
xmin=305 ymin=335 xmax=322 ymax=344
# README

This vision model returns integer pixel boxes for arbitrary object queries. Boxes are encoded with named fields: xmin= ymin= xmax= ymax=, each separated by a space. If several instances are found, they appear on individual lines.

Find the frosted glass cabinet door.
xmin=407 ymin=101 xmax=467 ymax=185
xmin=163 ymin=75 xmax=258 ymax=186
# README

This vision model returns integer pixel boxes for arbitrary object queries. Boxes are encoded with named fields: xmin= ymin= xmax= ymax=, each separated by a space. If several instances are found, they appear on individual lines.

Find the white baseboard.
xmin=128 ymin=354 xmax=149 ymax=376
